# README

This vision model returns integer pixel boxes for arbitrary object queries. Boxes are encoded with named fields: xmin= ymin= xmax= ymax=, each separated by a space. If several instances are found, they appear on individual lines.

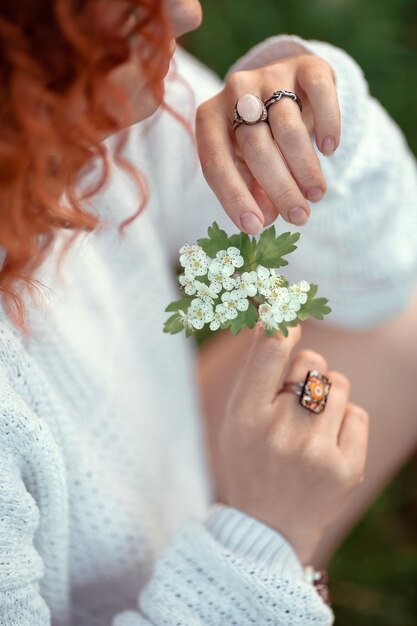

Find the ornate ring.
xmin=233 ymin=94 xmax=268 ymax=131
xmin=280 ymin=370 xmax=331 ymax=414
xmin=264 ymin=90 xmax=303 ymax=113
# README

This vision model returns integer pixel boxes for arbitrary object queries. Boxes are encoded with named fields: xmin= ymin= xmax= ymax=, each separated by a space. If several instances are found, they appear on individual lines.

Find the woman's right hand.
xmin=219 ymin=325 xmax=369 ymax=564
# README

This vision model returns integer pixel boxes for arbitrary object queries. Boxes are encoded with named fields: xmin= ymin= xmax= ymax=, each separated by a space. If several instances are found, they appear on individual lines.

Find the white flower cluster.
xmin=178 ymin=244 xmax=310 ymax=333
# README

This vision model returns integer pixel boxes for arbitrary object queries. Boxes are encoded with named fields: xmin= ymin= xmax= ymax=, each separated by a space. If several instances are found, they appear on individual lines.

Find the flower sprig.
xmin=164 ymin=222 xmax=331 ymax=338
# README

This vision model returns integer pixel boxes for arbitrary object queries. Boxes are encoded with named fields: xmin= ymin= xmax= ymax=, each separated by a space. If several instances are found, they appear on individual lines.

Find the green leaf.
xmin=163 ymin=313 xmax=184 ymax=335
xmin=265 ymin=327 xmax=277 ymax=337
xmin=197 ymin=222 xmax=229 ymax=257
xmin=277 ymin=324 xmax=289 ymax=337
xmin=185 ymin=325 xmax=195 ymax=338
xmin=304 ymin=297 xmax=332 ymax=320
xmin=307 ymin=284 xmax=318 ymax=299
xmin=230 ymin=301 xmax=258 ymax=335
xmin=228 ymin=232 xmax=257 ymax=267
xmin=256 ymin=227 xmax=300 ymax=268
xmin=277 ymin=318 xmax=299 ymax=337
xmin=298 ymin=284 xmax=332 ymax=321
xmin=165 ymin=297 xmax=193 ymax=313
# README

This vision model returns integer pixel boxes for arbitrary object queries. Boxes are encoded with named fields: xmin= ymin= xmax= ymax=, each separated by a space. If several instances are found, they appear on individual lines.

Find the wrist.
xmin=283 ymin=526 xmax=324 ymax=565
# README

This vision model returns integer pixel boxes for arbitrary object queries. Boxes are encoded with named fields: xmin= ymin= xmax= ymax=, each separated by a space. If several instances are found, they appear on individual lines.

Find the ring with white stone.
xmin=233 ymin=94 xmax=268 ymax=131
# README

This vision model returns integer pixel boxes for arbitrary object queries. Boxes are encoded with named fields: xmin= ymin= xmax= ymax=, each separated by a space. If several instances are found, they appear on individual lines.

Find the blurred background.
xmin=181 ymin=1 xmax=417 ymax=624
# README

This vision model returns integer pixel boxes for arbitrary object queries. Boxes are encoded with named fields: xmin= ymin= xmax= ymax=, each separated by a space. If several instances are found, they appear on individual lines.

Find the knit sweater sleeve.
xmin=113 ymin=507 xmax=333 ymax=626
xmin=0 ymin=427 xmax=332 ymax=625
xmin=162 ymin=37 xmax=417 ymax=329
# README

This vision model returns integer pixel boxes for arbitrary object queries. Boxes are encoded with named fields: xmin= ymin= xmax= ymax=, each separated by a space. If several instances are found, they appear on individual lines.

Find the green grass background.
xmin=182 ymin=1 xmax=417 ymax=623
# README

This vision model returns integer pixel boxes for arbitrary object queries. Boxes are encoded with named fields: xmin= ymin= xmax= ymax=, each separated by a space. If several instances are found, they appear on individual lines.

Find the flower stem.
xmin=239 ymin=260 xmax=258 ymax=273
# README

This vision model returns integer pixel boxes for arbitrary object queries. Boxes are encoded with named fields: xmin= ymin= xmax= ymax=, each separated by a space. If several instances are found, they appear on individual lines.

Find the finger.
xmin=231 ymin=324 xmax=302 ymax=418
xmin=338 ymin=403 xmax=369 ymax=479
xmin=266 ymin=96 xmax=327 ymax=203
xmin=236 ymin=159 xmax=278 ymax=225
xmin=274 ymin=349 xmax=328 ymax=415
xmin=196 ymin=101 xmax=265 ymax=235
xmin=235 ymin=123 xmax=311 ymax=226
xmin=297 ymin=57 xmax=341 ymax=156
xmin=315 ymin=370 xmax=350 ymax=440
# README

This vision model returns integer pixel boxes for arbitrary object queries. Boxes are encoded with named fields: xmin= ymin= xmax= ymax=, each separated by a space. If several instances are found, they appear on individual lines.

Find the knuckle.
xmin=346 ymin=404 xmax=370 ymax=438
xmin=273 ymin=185 xmax=298 ymax=208
xmin=328 ymin=370 xmax=350 ymax=395
xmin=344 ymin=463 xmax=364 ymax=488
xmin=226 ymin=70 xmax=250 ymax=93
xmin=222 ymin=188 xmax=248 ymax=215
xmin=300 ymin=160 xmax=323 ymax=185
xmin=277 ymin=119 xmax=302 ymax=145
xmin=335 ymin=464 xmax=354 ymax=487
xmin=240 ymin=131 xmax=265 ymax=154
xmin=309 ymin=76 xmax=334 ymax=97
xmin=196 ymin=99 xmax=219 ymax=129
xmin=299 ymin=56 xmax=333 ymax=83
xmin=349 ymin=405 xmax=369 ymax=423
xmin=196 ymin=101 xmax=209 ymax=121
xmin=293 ymin=349 xmax=328 ymax=373
xmin=266 ymin=422 xmax=288 ymax=453
xmin=321 ymin=109 xmax=340 ymax=125
xmin=262 ymin=332 xmax=294 ymax=362
xmin=199 ymin=149 xmax=228 ymax=179
xmin=302 ymin=438 xmax=326 ymax=466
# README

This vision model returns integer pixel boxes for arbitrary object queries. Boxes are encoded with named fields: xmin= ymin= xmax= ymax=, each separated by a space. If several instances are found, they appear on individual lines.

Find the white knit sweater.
xmin=0 ymin=35 xmax=416 ymax=626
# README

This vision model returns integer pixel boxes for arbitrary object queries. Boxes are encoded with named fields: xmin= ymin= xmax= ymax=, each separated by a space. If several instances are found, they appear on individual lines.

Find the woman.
xmin=0 ymin=0 xmax=412 ymax=624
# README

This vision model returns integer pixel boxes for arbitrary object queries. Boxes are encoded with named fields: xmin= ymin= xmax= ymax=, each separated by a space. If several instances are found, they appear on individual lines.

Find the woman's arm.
xmin=0 ymin=375 xmax=334 ymax=626
xmin=0 ymin=434 xmax=332 ymax=626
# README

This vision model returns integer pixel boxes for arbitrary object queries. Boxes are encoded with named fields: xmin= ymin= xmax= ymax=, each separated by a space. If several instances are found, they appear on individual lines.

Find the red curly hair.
xmin=0 ymin=0 xmax=173 ymax=330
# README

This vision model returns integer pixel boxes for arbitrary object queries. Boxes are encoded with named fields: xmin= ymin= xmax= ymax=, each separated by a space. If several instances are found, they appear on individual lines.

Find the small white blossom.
xmin=258 ymin=303 xmax=278 ymax=330
xmin=271 ymin=291 xmax=301 ymax=323
xmin=188 ymin=299 xmax=214 ymax=329
xmin=269 ymin=285 xmax=290 ymax=304
xmin=209 ymin=247 xmax=244 ymax=277
xmin=184 ymin=252 xmax=209 ymax=278
xmin=290 ymin=280 xmax=310 ymax=304
xmin=207 ymin=269 xmax=236 ymax=293
xmin=254 ymin=265 xmax=272 ymax=297
xmin=178 ymin=274 xmax=197 ymax=296
xmin=234 ymin=271 xmax=257 ymax=298
xmin=179 ymin=244 xmax=207 ymax=267
xmin=195 ymin=282 xmax=218 ymax=303
xmin=220 ymin=290 xmax=249 ymax=319
xmin=210 ymin=305 xmax=229 ymax=331
xmin=178 ymin=309 xmax=194 ymax=329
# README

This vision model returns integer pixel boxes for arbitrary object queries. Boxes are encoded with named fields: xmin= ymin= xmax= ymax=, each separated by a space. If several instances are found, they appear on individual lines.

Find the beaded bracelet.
xmin=304 ymin=566 xmax=331 ymax=606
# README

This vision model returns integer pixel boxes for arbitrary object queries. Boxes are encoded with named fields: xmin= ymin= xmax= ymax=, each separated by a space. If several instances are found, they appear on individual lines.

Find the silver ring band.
xmin=264 ymin=90 xmax=303 ymax=113
xmin=281 ymin=382 xmax=304 ymax=397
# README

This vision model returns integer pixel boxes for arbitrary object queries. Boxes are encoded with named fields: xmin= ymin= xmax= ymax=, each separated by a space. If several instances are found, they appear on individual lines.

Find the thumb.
xmin=230 ymin=324 xmax=302 ymax=421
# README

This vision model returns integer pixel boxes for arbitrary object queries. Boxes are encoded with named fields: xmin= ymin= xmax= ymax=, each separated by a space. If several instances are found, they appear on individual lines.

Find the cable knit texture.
xmin=0 ymin=32 xmax=416 ymax=625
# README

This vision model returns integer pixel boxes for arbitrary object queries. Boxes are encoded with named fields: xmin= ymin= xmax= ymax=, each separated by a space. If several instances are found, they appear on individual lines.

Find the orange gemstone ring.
xmin=280 ymin=370 xmax=331 ymax=414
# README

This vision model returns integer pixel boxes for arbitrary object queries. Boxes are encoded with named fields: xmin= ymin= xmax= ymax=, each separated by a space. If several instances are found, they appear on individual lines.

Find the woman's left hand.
xmin=196 ymin=54 xmax=340 ymax=234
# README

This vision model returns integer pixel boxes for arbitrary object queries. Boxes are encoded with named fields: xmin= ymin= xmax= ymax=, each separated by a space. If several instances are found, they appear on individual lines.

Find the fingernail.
xmin=288 ymin=207 xmax=308 ymax=225
xmin=322 ymin=136 xmax=336 ymax=156
xmin=306 ymin=186 xmax=324 ymax=202
xmin=240 ymin=212 xmax=263 ymax=235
